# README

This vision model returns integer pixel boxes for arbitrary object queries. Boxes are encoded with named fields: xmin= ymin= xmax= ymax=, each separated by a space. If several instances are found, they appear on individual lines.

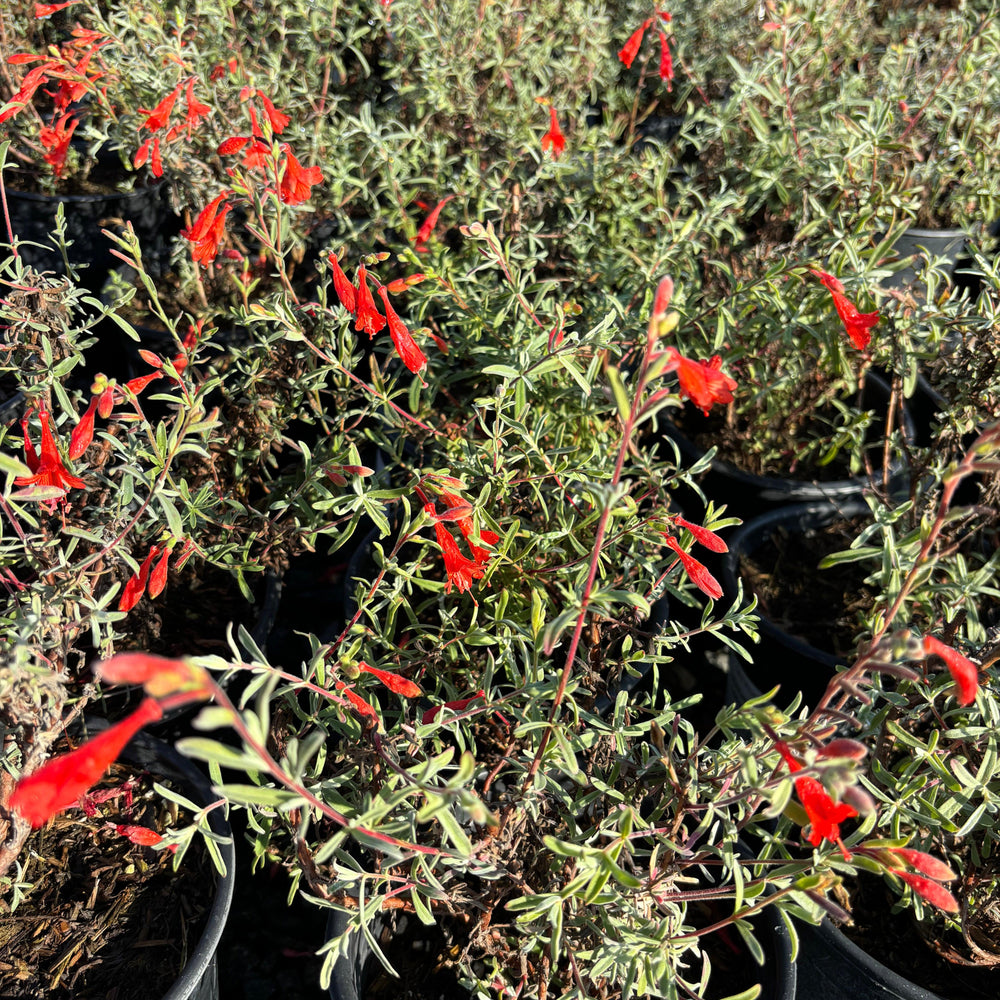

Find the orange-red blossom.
xmin=812 ymin=269 xmax=879 ymax=350
xmin=775 ymin=741 xmax=858 ymax=858
xmin=10 ymin=654 xmax=214 ymax=829
xmin=662 ymin=348 xmax=737 ymax=415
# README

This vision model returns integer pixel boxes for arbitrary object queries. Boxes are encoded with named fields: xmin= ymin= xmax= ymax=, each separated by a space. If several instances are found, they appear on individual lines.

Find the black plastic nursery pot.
xmin=795 ymin=916 xmax=946 ymax=1000
xmin=67 ymin=723 xmax=236 ymax=1000
xmin=126 ymin=735 xmax=236 ymax=1000
xmin=880 ymin=227 xmax=978 ymax=298
xmin=4 ymin=176 xmax=177 ymax=291
xmin=660 ymin=372 xmax=911 ymax=522
xmin=720 ymin=498 xmax=873 ymax=709
xmin=324 ymin=901 xmax=796 ymax=1000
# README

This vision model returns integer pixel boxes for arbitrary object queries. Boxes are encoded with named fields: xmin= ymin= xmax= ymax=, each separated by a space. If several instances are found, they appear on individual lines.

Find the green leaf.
xmin=0 ymin=453 xmax=32 ymax=480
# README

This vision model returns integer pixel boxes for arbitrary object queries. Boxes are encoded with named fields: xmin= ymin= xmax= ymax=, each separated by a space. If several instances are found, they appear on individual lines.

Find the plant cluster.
xmin=2 ymin=1 xmax=1000 ymax=999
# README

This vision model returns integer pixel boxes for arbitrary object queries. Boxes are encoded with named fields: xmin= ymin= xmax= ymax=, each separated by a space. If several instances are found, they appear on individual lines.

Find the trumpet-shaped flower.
xmin=812 ymin=269 xmax=879 ymax=350
xmin=663 ymin=349 xmax=737 ymax=415
xmin=775 ymin=741 xmax=858 ymax=855
xmin=328 ymin=252 xmax=357 ymax=314
xmin=619 ymin=18 xmax=653 ymax=68
xmin=922 ymin=634 xmax=978 ymax=706
xmin=277 ymin=145 xmax=322 ymax=205
xmin=541 ymin=107 xmax=565 ymax=158
xmin=663 ymin=535 xmax=722 ymax=600
xmin=9 ymin=698 xmax=164 ymax=828
xmin=182 ymin=190 xmax=231 ymax=266
xmin=354 ymin=263 xmax=386 ymax=338
xmin=138 ymin=83 xmax=183 ymax=134
xmin=414 ymin=195 xmax=454 ymax=252
xmin=15 ymin=406 xmax=85 ymax=498
xmin=378 ymin=286 xmax=427 ymax=374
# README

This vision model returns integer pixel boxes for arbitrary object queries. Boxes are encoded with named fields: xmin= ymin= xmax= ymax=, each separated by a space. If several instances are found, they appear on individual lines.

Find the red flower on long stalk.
xmin=182 ymin=190 xmax=230 ymax=266
xmin=277 ymin=145 xmax=322 ymax=205
xmin=68 ymin=395 xmax=98 ymax=460
xmin=663 ymin=349 xmax=737 ymax=415
xmin=119 ymin=544 xmax=161 ymax=612
xmin=257 ymin=91 xmax=289 ymax=134
xmin=436 ymin=523 xmax=486 ymax=593
xmin=358 ymin=663 xmax=422 ymax=698
xmin=328 ymin=252 xmax=357 ymax=314
xmin=15 ymin=405 xmax=86 ymax=498
xmin=541 ymin=107 xmax=565 ymax=158
xmin=775 ymin=741 xmax=858 ymax=855
xmin=354 ymin=263 xmax=386 ymax=338
xmin=138 ymin=83 xmax=183 ymax=134
xmin=663 ymin=535 xmax=722 ymax=600
xmin=440 ymin=490 xmax=500 ymax=564
xmin=9 ymin=698 xmax=164 ymax=828
xmin=413 ymin=194 xmax=454 ymax=252
xmin=922 ymin=634 xmax=978 ymax=706
xmin=424 ymin=502 xmax=487 ymax=593
xmin=39 ymin=111 xmax=78 ymax=177
xmin=35 ymin=1 xmax=81 ymax=15
xmin=96 ymin=651 xmax=214 ymax=707
xmin=0 ymin=64 xmax=53 ymax=123
xmin=378 ymin=286 xmax=427 ymax=374
xmin=812 ymin=269 xmax=879 ymax=350
xmin=658 ymin=29 xmax=674 ymax=87
xmin=176 ymin=78 xmax=211 ymax=137
xmin=619 ymin=18 xmax=653 ymax=68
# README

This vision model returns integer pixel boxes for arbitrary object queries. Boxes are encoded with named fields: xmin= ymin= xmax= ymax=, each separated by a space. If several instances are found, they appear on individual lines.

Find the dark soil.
xmin=0 ymin=762 xmax=214 ymax=999
xmin=216 ymin=811 xmax=328 ymax=1000
xmin=738 ymin=514 xmax=876 ymax=658
xmin=838 ymin=871 xmax=1000 ymax=1000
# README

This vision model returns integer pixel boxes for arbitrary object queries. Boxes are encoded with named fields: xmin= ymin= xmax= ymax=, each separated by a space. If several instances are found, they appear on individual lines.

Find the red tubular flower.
xmin=335 ymin=681 xmax=377 ymax=719
xmin=885 ymin=848 xmax=956 ymax=881
xmin=68 ymin=395 xmax=98 ymax=460
xmin=9 ymin=698 xmax=164 ymax=828
xmin=181 ymin=78 xmax=211 ymax=135
xmin=812 ymin=269 xmax=879 ymax=350
xmin=114 ymin=823 xmax=176 ymax=852
xmin=97 ymin=651 xmax=213 ymax=703
xmin=436 ymin=522 xmax=486 ymax=593
xmin=119 ymin=545 xmax=161 ymax=613
xmin=182 ymin=190 xmax=231 ymax=266
xmin=892 ymin=870 xmax=959 ymax=913
xmin=413 ymin=194 xmax=454 ymax=252
xmin=39 ymin=111 xmax=78 ymax=177
xmin=674 ymin=515 xmax=727 ymax=553
xmin=15 ymin=406 xmax=85 ymax=496
xmin=277 ymin=145 xmax=322 ymax=205
xmin=663 ymin=535 xmax=722 ymax=600
xmin=775 ymin=741 xmax=858 ymax=854
xmin=440 ymin=490 xmax=500 ymax=565
xmin=138 ymin=83 xmax=183 ymax=133
xmin=218 ymin=135 xmax=249 ymax=155
xmin=922 ymin=634 xmax=978 ymax=706
xmin=619 ymin=18 xmax=653 ymax=68
xmin=663 ymin=348 xmax=737 ymax=415
xmin=354 ymin=263 xmax=386 ymax=338
xmin=257 ymin=91 xmax=289 ymax=133
xmin=358 ymin=662 xmax=422 ymax=698
xmin=328 ymin=252 xmax=357 ymax=314
xmin=0 ymin=64 xmax=52 ymax=123
xmin=658 ymin=30 xmax=674 ymax=88
xmin=147 ymin=546 xmax=171 ymax=598
xmin=422 ymin=690 xmax=486 ymax=725
xmin=378 ymin=286 xmax=428 ymax=374
xmin=541 ymin=106 xmax=566 ymax=158
xmin=36 ymin=1 xmax=81 ymax=15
